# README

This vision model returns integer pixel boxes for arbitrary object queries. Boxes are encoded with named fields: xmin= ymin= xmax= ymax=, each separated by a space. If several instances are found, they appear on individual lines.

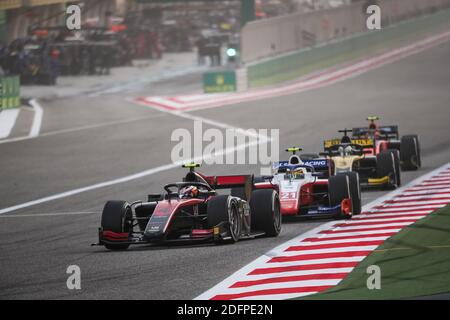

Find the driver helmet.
xmin=344 ymin=145 xmax=354 ymax=156
xmin=179 ymin=185 xmax=199 ymax=199
xmin=339 ymin=145 xmax=354 ymax=157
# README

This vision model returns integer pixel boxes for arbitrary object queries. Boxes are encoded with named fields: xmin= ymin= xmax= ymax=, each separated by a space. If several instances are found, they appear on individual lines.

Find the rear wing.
xmin=352 ymin=126 xmax=399 ymax=139
xmin=183 ymin=168 xmax=259 ymax=200
xmin=204 ymin=174 xmax=256 ymax=202
xmin=379 ymin=126 xmax=399 ymax=139
xmin=324 ymin=138 xmax=374 ymax=150
xmin=204 ymin=174 xmax=254 ymax=189
xmin=352 ymin=127 xmax=368 ymax=138
xmin=272 ymin=160 xmax=329 ymax=175
xmin=303 ymin=159 xmax=329 ymax=171
xmin=323 ymin=139 xmax=341 ymax=150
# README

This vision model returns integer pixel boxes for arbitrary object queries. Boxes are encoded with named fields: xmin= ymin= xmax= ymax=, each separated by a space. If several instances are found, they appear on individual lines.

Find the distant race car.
xmin=95 ymin=163 xmax=281 ymax=250
xmin=321 ymin=129 xmax=400 ymax=190
xmin=352 ymin=116 xmax=421 ymax=171
xmin=254 ymin=147 xmax=357 ymax=218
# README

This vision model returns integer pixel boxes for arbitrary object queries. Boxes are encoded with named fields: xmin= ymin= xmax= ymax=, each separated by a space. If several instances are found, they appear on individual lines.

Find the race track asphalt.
xmin=0 ymin=40 xmax=449 ymax=300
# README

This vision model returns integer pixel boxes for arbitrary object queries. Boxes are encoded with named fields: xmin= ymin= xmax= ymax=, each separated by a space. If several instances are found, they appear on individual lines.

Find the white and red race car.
xmin=255 ymin=148 xmax=360 ymax=219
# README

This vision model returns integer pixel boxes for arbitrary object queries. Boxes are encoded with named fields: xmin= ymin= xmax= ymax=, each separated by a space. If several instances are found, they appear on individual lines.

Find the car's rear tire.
xmin=250 ymin=189 xmax=281 ymax=237
xmin=401 ymin=135 xmax=421 ymax=171
xmin=328 ymin=175 xmax=351 ymax=219
xmin=339 ymin=172 xmax=362 ymax=215
xmin=377 ymin=151 xmax=397 ymax=188
xmin=101 ymin=201 xmax=132 ymax=250
xmin=207 ymin=195 xmax=240 ymax=243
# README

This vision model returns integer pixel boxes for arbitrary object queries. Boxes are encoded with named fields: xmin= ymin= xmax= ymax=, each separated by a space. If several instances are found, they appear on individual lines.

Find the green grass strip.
xmin=300 ymin=204 xmax=450 ymax=300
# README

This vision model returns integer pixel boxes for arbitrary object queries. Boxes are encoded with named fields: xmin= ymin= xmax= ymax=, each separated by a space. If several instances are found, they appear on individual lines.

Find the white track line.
xmin=367 ymin=206 xmax=440 ymax=213
xmin=0 ymin=113 xmax=269 ymax=215
xmin=0 ymin=142 xmax=257 ymax=215
xmin=0 ymin=109 xmax=20 ymax=139
xmin=299 ymin=236 xmax=391 ymax=245
xmin=278 ymin=246 xmax=380 ymax=256
xmin=29 ymin=99 xmax=43 ymax=138
xmin=311 ymin=229 xmax=403 ymax=238
xmin=257 ymin=257 xmax=366 ymax=268
xmin=401 ymin=188 xmax=450 ymax=195
xmin=353 ymin=212 xmax=427 ymax=219
xmin=303 ymin=232 xmax=397 ymax=242
xmin=233 ymin=292 xmax=320 ymax=300
xmin=0 ymin=113 xmax=166 ymax=145
xmin=0 ymin=211 xmax=99 ymax=218
xmin=337 ymin=216 xmax=423 ymax=223
xmin=0 ymin=99 xmax=42 ymax=141
xmin=217 ymin=279 xmax=343 ymax=293
xmin=417 ymin=182 xmax=450 ymax=188
xmin=331 ymin=221 xmax=415 ymax=231
xmin=374 ymin=204 xmax=447 ymax=210
xmin=237 ymin=268 xmax=355 ymax=281
xmin=399 ymin=193 xmax=450 ymax=199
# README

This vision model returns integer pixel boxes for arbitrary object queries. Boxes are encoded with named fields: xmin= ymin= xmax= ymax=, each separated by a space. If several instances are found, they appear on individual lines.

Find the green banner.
xmin=203 ymin=71 xmax=236 ymax=93
xmin=241 ymin=0 xmax=255 ymax=26
xmin=0 ymin=76 xmax=21 ymax=110
xmin=0 ymin=10 xmax=5 ymax=44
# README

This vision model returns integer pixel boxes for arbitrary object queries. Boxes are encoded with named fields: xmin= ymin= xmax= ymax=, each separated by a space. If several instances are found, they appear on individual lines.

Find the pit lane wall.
xmin=0 ymin=76 xmax=20 ymax=110
xmin=244 ymin=0 xmax=450 ymax=88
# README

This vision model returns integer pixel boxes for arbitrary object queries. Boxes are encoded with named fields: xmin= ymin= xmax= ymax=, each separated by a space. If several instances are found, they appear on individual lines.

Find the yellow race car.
xmin=321 ymin=129 xmax=401 ymax=193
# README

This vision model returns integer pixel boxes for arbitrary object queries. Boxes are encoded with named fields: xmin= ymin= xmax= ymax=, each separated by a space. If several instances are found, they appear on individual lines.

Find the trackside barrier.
xmin=0 ymin=76 xmax=21 ymax=111
xmin=246 ymin=9 xmax=450 ymax=88
xmin=242 ymin=0 xmax=450 ymax=63
xmin=203 ymin=71 xmax=237 ymax=93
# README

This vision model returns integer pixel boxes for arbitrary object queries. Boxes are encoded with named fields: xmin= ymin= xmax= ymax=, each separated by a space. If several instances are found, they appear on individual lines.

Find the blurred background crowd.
xmin=0 ymin=0 xmax=356 ymax=85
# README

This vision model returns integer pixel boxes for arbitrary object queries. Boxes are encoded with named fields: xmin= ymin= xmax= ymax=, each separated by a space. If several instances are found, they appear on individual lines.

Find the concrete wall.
xmin=246 ymin=8 xmax=450 ymax=88
xmin=241 ymin=0 xmax=450 ymax=64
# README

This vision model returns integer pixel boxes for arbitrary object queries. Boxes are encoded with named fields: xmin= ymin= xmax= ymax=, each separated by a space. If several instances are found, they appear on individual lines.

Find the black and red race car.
xmin=352 ymin=116 xmax=421 ymax=171
xmin=95 ymin=163 xmax=281 ymax=250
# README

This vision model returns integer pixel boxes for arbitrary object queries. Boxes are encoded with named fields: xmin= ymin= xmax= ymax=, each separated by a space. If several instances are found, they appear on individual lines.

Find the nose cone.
xmin=280 ymin=200 xmax=298 ymax=216
xmin=144 ymin=223 xmax=165 ymax=239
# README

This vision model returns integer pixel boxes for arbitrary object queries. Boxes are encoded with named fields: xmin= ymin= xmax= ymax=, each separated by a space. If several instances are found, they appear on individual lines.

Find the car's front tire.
xmin=329 ymin=174 xmax=352 ymax=219
xmin=208 ymin=195 xmax=240 ymax=244
xmin=377 ymin=151 xmax=398 ymax=188
xmin=339 ymin=172 xmax=362 ymax=215
xmin=101 ymin=201 xmax=132 ymax=250
xmin=250 ymin=189 xmax=281 ymax=237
